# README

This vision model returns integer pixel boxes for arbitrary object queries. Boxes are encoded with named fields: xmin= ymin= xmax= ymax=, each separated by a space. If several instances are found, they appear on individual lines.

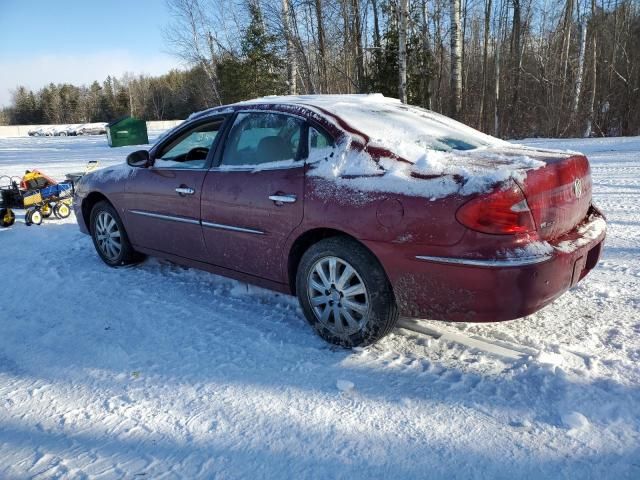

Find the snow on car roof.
xmin=191 ymin=94 xmax=505 ymax=160
xmin=250 ymin=94 xmax=504 ymax=151
xmin=188 ymin=95 xmax=580 ymax=201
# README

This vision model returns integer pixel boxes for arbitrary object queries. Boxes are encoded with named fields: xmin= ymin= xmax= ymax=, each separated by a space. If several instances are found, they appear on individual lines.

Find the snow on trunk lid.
xmin=515 ymin=154 xmax=592 ymax=240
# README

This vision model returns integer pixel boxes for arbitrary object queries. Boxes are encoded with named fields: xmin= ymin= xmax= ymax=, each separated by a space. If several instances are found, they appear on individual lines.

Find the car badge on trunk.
xmin=573 ymin=178 xmax=583 ymax=199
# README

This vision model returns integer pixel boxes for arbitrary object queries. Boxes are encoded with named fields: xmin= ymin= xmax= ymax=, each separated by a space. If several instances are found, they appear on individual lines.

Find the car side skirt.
xmin=133 ymin=245 xmax=292 ymax=295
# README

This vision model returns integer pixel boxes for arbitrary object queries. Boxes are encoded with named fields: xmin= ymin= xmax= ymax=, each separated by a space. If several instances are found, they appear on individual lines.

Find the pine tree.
xmin=218 ymin=2 xmax=284 ymax=103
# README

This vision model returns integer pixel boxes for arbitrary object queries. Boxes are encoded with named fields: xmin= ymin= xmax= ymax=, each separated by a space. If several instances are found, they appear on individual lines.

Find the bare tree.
xmin=572 ymin=19 xmax=588 ymax=114
xmin=164 ymin=0 xmax=227 ymax=105
xmin=371 ymin=0 xmax=381 ymax=50
xmin=584 ymin=0 xmax=598 ymax=137
xmin=315 ymin=0 xmax=328 ymax=93
xmin=421 ymin=0 xmax=433 ymax=109
xmin=399 ymin=0 xmax=409 ymax=103
xmin=478 ymin=0 xmax=492 ymax=128
xmin=450 ymin=0 xmax=463 ymax=117
xmin=352 ymin=0 xmax=366 ymax=92
xmin=282 ymin=0 xmax=297 ymax=94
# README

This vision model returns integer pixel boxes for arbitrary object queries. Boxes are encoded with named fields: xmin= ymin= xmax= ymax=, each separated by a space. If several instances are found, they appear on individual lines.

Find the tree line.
xmin=3 ymin=0 xmax=639 ymax=139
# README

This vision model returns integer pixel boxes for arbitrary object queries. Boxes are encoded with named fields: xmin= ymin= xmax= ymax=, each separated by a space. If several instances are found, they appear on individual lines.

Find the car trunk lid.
xmin=513 ymin=150 xmax=592 ymax=240
xmin=446 ymin=145 xmax=592 ymax=239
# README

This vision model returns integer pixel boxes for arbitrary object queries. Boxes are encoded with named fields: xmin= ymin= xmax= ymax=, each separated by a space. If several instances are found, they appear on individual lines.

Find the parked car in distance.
xmin=28 ymin=126 xmax=55 ymax=137
xmin=53 ymin=125 xmax=76 ymax=136
xmin=75 ymin=122 xmax=107 ymax=135
xmin=74 ymin=95 xmax=606 ymax=347
xmin=28 ymin=125 xmax=78 ymax=136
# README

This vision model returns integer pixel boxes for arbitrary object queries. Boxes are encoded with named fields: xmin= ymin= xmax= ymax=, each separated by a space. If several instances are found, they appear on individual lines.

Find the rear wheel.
xmin=90 ymin=201 xmax=143 ymax=267
xmin=296 ymin=237 xmax=398 ymax=347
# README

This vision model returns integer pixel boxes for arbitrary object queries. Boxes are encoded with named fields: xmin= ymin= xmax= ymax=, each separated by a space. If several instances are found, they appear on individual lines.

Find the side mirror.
xmin=126 ymin=150 xmax=150 ymax=168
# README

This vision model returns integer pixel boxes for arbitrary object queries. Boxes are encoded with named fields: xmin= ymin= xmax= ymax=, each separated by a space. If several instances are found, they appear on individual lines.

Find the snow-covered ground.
xmin=0 ymin=134 xmax=638 ymax=479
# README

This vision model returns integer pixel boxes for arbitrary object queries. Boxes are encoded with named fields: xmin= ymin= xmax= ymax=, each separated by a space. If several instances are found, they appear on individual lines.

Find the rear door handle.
xmin=269 ymin=194 xmax=297 ymax=204
xmin=175 ymin=186 xmax=195 ymax=196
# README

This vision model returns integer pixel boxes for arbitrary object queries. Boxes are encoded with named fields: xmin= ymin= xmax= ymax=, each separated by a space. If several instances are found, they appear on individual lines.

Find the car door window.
xmin=307 ymin=125 xmax=335 ymax=163
xmin=155 ymin=120 xmax=223 ymax=169
xmin=221 ymin=112 xmax=304 ymax=167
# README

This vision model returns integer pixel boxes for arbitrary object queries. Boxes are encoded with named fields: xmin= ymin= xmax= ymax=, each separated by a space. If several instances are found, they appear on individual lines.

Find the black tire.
xmin=53 ymin=202 xmax=71 ymax=219
xmin=25 ymin=208 xmax=42 ymax=226
xmin=41 ymin=203 xmax=53 ymax=218
xmin=296 ymin=236 xmax=398 ymax=347
xmin=0 ymin=208 xmax=15 ymax=227
xmin=90 ymin=200 xmax=144 ymax=267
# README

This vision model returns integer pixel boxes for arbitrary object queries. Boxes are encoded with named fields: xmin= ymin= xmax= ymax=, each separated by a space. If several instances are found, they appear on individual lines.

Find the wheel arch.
xmin=81 ymin=191 xmax=112 ymax=232
xmin=287 ymin=227 xmax=385 ymax=296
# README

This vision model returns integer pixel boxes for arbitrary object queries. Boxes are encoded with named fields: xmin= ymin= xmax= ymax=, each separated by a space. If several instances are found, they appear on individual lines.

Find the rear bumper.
xmin=365 ymin=206 xmax=606 ymax=322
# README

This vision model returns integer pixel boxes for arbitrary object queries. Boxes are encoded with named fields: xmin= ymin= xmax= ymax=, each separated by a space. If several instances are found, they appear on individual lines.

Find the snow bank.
xmin=0 ymin=134 xmax=639 ymax=479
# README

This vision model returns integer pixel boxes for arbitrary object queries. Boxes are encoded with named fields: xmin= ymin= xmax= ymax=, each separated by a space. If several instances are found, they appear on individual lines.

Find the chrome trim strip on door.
xmin=129 ymin=210 xmax=265 ymax=235
xmin=201 ymin=221 xmax=265 ymax=235
xmin=129 ymin=210 xmax=200 ymax=225
xmin=415 ymin=254 xmax=552 ymax=267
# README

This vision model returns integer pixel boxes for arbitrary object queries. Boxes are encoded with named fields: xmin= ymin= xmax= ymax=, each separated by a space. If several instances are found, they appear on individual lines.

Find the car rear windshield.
xmin=336 ymin=102 xmax=502 ymax=153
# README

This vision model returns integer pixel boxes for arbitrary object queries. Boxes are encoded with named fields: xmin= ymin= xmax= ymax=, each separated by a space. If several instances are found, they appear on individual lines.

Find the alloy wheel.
xmin=95 ymin=211 xmax=122 ymax=261
xmin=307 ymin=256 xmax=370 ymax=337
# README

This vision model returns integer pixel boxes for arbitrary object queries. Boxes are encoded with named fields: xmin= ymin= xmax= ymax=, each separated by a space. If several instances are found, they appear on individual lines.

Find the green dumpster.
xmin=106 ymin=116 xmax=149 ymax=147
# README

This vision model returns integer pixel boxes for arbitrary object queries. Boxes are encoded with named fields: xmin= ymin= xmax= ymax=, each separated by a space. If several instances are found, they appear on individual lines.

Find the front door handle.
xmin=269 ymin=194 xmax=297 ymax=204
xmin=175 ymin=186 xmax=195 ymax=196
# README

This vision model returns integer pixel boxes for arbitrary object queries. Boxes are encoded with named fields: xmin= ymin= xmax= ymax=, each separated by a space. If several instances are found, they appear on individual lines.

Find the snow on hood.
xmin=86 ymin=162 xmax=136 ymax=182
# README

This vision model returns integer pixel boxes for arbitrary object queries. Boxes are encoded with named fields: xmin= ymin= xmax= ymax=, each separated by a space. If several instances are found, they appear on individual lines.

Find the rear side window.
xmin=221 ymin=112 xmax=304 ymax=167
xmin=309 ymin=126 xmax=333 ymax=149
xmin=308 ymin=126 xmax=335 ymax=163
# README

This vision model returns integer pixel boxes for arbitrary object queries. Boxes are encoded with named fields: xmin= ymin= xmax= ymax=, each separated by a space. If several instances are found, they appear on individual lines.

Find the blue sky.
xmin=0 ymin=0 xmax=184 ymax=106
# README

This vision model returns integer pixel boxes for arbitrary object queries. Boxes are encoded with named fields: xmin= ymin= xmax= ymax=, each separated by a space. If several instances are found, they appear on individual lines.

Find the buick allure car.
xmin=74 ymin=95 xmax=606 ymax=347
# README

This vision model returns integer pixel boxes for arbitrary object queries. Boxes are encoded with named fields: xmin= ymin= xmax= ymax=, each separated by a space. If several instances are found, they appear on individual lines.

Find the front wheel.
xmin=53 ymin=202 xmax=71 ymax=219
xmin=296 ymin=237 xmax=398 ymax=347
xmin=25 ymin=208 xmax=42 ymax=226
xmin=90 ymin=201 xmax=144 ymax=267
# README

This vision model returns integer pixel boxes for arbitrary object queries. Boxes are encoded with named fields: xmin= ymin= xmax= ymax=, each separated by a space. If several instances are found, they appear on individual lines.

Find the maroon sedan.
xmin=74 ymin=95 xmax=606 ymax=347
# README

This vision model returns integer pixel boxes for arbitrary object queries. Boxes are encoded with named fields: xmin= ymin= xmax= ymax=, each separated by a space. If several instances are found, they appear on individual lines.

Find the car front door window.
xmin=155 ymin=121 xmax=222 ymax=169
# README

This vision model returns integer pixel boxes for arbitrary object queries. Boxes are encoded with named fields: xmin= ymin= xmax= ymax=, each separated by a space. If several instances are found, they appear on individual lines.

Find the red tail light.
xmin=456 ymin=182 xmax=536 ymax=234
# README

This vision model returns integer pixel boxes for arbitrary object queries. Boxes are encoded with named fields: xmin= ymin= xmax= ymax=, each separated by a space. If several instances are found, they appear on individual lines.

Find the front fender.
xmin=73 ymin=163 xmax=134 ymax=233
